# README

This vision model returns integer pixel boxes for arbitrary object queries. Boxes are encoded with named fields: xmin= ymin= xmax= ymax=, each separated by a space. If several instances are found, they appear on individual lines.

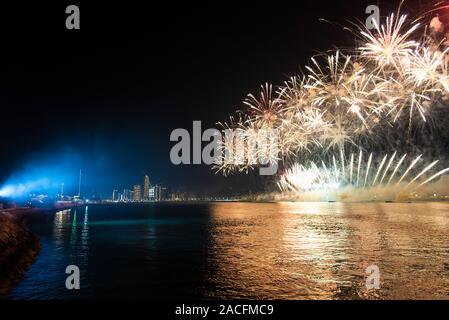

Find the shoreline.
xmin=0 ymin=209 xmax=41 ymax=296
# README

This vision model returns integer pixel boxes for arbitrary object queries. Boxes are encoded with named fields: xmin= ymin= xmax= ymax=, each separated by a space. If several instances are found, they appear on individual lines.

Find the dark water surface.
xmin=7 ymin=202 xmax=449 ymax=299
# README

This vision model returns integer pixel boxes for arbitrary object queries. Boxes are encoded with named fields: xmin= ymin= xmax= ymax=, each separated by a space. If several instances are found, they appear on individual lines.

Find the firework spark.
xmin=278 ymin=151 xmax=449 ymax=201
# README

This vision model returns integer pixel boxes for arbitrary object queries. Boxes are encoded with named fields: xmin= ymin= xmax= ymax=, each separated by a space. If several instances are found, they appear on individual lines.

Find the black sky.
xmin=0 ymin=0 xmax=428 ymax=196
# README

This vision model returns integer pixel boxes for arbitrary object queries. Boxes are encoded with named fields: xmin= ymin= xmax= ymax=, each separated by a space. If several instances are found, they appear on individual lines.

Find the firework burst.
xmin=216 ymin=5 xmax=449 ymax=198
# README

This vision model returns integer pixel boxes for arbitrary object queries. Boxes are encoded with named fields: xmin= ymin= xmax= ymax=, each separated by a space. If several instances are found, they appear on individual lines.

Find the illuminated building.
xmin=160 ymin=186 xmax=171 ymax=201
xmin=133 ymin=185 xmax=142 ymax=202
xmin=123 ymin=189 xmax=130 ymax=201
xmin=143 ymin=175 xmax=150 ymax=200
xmin=112 ymin=189 xmax=118 ymax=202
xmin=149 ymin=185 xmax=163 ymax=202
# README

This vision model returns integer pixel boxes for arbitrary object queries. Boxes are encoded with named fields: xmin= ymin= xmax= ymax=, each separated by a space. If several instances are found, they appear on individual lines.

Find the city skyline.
xmin=111 ymin=173 xmax=171 ymax=202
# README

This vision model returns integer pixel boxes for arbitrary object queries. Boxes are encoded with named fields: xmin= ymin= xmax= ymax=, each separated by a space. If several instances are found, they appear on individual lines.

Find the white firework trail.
xmin=278 ymin=151 xmax=449 ymax=200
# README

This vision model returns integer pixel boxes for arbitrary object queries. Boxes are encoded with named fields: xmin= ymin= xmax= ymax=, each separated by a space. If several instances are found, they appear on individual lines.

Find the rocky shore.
xmin=0 ymin=209 xmax=41 ymax=295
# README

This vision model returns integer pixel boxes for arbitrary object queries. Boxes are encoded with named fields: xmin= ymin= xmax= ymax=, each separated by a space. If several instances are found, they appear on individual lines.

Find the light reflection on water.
xmin=204 ymin=202 xmax=449 ymax=299
xmin=7 ymin=202 xmax=449 ymax=300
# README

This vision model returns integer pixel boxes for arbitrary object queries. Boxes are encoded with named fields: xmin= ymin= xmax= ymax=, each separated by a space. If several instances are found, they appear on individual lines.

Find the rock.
xmin=0 ymin=212 xmax=41 ymax=295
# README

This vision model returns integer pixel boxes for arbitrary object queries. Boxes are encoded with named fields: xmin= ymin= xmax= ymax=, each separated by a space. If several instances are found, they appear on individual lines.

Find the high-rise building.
xmin=112 ymin=189 xmax=118 ymax=202
xmin=149 ymin=185 xmax=162 ymax=202
xmin=133 ymin=185 xmax=142 ymax=202
xmin=143 ymin=175 xmax=150 ymax=200
xmin=149 ymin=186 xmax=155 ymax=201
xmin=123 ymin=189 xmax=130 ymax=201
xmin=160 ymin=186 xmax=171 ymax=201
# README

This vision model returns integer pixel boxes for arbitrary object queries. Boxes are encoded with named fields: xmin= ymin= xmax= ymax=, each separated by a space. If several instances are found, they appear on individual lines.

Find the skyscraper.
xmin=133 ymin=185 xmax=142 ymax=202
xmin=123 ymin=188 xmax=130 ymax=201
xmin=143 ymin=174 xmax=150 ymax=200
xmin=160 ymin=186 xmax=171 ymax=201
xmin=149 ymin=185 xmax=163 ymax=202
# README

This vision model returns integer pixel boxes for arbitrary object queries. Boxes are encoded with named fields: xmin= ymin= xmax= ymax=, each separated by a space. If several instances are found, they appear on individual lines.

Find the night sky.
xmin=0 ymin=1 xmax=429 ymax=197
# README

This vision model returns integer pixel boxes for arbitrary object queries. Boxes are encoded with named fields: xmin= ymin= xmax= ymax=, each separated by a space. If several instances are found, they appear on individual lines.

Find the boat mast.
xmin=78 ymin=169 xmax=82 ymax=197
